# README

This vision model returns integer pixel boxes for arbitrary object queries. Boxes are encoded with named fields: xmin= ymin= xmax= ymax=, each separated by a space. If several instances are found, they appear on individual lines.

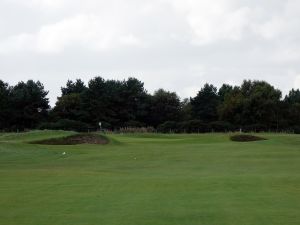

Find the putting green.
xmin=0 ymin=131 xmax=299 ymax=225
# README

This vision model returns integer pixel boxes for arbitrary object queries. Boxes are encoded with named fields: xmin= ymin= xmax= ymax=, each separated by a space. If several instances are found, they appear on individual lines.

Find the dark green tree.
xmin=82 ymin=77 xmax=117 ymax=128
xmin=219 ymin=80 xmax=281 ymax=131
xmin=10 ymin=80 xmax=49 ymax=130
xmin=284 ymin=89 xmax=300 ymax=129
xmin=181 ymin=98 xmax=193 ymax=121
xmin=0 ymin=80 xmax=11 ymax=129
xmin=241 ymin=80 xmax=281 ymax=129
xmin=149 ymin=89 xmax=181 ymax=127
xmin=284 ymin=89 xmax=300 ymax=104
xmin=52 ymin=79 xmax=88 ymax=123
xmin=61 ymin=79 xmax=87 ymax=96
xmin=218 ymin=86 xmax=243 ymax=126
xmin=122 ymin=78 xmax=150 ymax=126
xmin=52 ymin=93 xmax=87 ymax=121
xmin=191 ymin=84 xmax=219 ymax=122
xmin=218 ymin=84 xmax=233 ymax=101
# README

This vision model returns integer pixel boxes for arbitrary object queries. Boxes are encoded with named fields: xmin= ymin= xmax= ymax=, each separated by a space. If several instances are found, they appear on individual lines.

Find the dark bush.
xmin=293 ymin=126 xmax=300 ymax=134
xmin=179 ymin=120 xmax=210 ymax=133
xmin=38 ymin=119 xmax=90 ymax=132
xmin=119 ymin=127 xmax=155 ymax=133
xmin=123 ymin=120 xmax=145 ymax=128
xmin=243 ymin=124 xmax=268 ymax=133
xmin=158 ymin=121 xmax=178 ymax=133
xmin=210 ymin=121 xmax=233 ymax=132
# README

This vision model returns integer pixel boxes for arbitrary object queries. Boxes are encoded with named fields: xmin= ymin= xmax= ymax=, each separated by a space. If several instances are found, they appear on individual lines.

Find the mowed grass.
xmin=0 ymin=131 xmax=300 ymax=225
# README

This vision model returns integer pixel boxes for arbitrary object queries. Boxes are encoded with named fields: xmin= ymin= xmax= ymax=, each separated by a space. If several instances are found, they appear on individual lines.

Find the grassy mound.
xmin=30 ymin=133 xmax=109 ymax=145
xmin=230 ymin=134 xmax=267 ymax=142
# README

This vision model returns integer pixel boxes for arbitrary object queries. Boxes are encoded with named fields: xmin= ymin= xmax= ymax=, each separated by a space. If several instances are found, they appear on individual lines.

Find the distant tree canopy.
xmin=0 ymin=77 xmax=300 ymax=133
xmin=149 ymin=89 xmax=181 ymax=127
xmin=0 ymin=80 xmax=10 ymax=129
xmin=219 ymin=80 xmax=282 ymax=131
xmin=0 ymin=80 xmax=49 ymax=130
xmin=191 ymin=84 xmax=219 ymax=123
xmin=61 ymin=79 xmax=87 ymax=96
xmin=283 ymin=89 xmax=300 ymax=128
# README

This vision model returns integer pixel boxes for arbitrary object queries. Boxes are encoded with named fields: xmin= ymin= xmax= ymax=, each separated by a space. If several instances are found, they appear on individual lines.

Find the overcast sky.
xmin=1 ymin=0 xmax=300 ymax=105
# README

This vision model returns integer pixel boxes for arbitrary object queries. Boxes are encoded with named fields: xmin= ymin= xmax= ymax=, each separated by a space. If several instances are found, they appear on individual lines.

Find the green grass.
xmin=0 ymin=131 xmax=300 ymax=225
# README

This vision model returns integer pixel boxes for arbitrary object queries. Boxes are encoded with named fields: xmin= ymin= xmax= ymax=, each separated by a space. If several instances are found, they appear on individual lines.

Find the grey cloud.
xmin=0 ymin=0 xmax=300 ymax=105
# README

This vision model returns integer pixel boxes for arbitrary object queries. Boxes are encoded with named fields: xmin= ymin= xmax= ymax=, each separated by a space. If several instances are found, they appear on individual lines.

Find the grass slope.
xmin=0 ymin=131 xmax=300 ymax=225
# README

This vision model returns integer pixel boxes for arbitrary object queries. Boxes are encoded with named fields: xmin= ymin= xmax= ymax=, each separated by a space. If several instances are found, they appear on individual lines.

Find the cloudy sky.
xmin=1 ymin=0 xmax=300 ymax=105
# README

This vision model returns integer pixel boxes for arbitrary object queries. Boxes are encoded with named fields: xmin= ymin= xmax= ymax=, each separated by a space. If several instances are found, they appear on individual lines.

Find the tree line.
xmin=0 ymin=77 xmax=300 ymax=133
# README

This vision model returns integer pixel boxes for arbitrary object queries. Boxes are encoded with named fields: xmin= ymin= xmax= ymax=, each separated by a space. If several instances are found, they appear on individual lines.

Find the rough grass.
xmin=230 ymin=134 xmax=267 ymax=142
xmin=0 ymin=131 xmax=300 ymax=225
xmin=30 ymin=133 xmax=109 ymax=145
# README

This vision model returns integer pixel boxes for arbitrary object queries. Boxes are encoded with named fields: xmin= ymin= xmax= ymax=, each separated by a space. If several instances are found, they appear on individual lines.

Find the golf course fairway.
xmin=0 ymin=130 xmax=299 ymax=225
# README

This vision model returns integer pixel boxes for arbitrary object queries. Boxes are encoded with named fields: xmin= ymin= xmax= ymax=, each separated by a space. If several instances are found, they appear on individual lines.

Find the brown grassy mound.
xmin=31 ymin=134 xmax=109 ymax=145
xmin=230 ymin=134 xmax=267 ymax=142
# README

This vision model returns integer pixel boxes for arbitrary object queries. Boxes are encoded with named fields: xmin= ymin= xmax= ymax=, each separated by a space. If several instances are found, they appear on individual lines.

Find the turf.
xmin=0 ymin=131 xmax=300 ymax=225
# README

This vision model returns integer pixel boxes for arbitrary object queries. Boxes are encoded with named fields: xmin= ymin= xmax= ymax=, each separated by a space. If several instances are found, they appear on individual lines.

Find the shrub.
xmin=123 ymin=121 xmax=145 ymax=128
xmin=210 ymin=121 xmax=233 ymax=132
xmin=119 ymin=127 xmax=155 ymax=133
xmin=38 ymin=119 xmax=90 ymax=132
xmin=179 ymin=120 xmax=210 ymax=133
xmin=158 ymin=121 xmax=178 ymax=133
xmin=243 ymin=124 xmax=268 ymax=133
xmin=293 ymin=126 xmax=300 ymax=134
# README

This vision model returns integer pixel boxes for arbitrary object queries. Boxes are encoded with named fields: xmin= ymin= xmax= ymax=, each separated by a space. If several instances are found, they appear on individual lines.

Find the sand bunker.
xmin=31 ymin=134 xmax=109 ymax=145
xmin=230 ymin=134 xmax=267 ymax=142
